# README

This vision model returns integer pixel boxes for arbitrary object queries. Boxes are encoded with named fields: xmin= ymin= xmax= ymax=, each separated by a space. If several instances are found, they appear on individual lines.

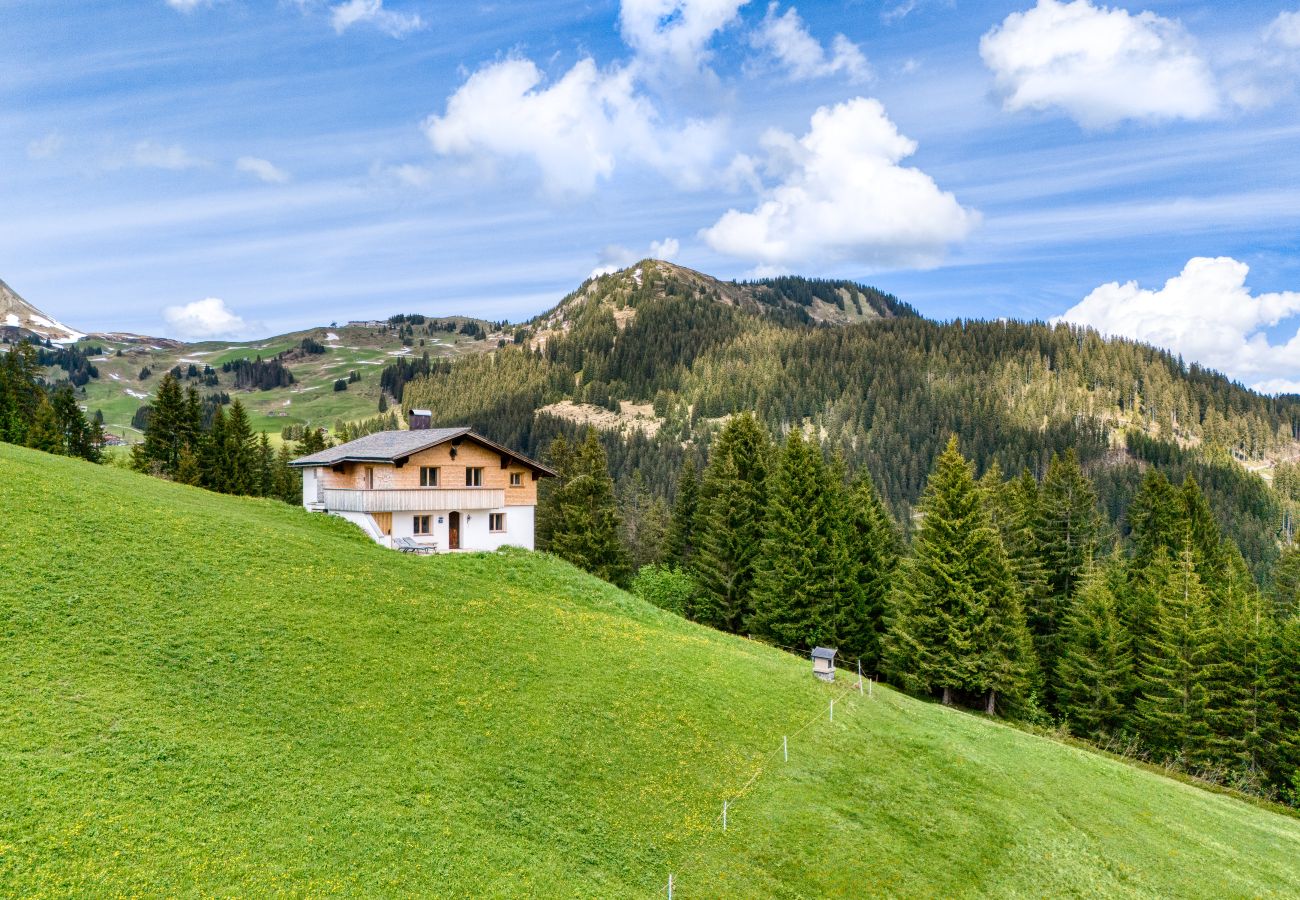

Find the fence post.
xmin=869 ymin=676 xmax=874 ymax=699
xmin=723 ymin=799 xmax=728 ymax=831
xmin=668 ymin=873 xmax=673 ymax=899
xmin=783 ymin=735 xmax=788 ymax=762
xmin=830 ymin=699 xmax=834 ymax=722
xmin=858 ymin=658 xmax=863 ymax=694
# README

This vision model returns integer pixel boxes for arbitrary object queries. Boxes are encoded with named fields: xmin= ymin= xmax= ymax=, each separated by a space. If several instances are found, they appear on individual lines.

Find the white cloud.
xmin=425 ymin=56 xmax=724 ymax=198
xmin=162 ymin=298 xmax=251 ymax=340
xmin=751 ymin=3 xmax=869 ymax=83
xmin=132 ymin=141 xmax=206 ymax=170
xmin=374 ymin=162 xmax=434 ymax=188
xmin=701 ymin=97 xmax=976 ymax=269
xmin=589 ymin=237 xmax=681 ymax=278
xmin=330 ymin=0 xmax=423 ymax=37
xmin=980 ymin=0 xmax=1220 ymax=128
xmin=1055 ymin=257 xmax=1300 ymax=393
xmin=165 ymin=0 xmax=207 ymax=10
xmin=27 ymin=133 xmax=64 ymax=160
xmin=1267 ymin=10 xmax=1300 ymax=48
xmin=619 ymin=0 xmax=749 ymax=73
xmin=236 ymin=156 xmax=291 ymax=184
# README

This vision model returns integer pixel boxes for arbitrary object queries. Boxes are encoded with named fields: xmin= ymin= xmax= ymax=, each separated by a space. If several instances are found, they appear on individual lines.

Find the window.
xmin=365 ymin=466 xmax=375 ymax=489
xmin=489 ymin=513 xmax=506 ymax=533
xmin=420 ymin=466 xmax=439 ymax=487
xmin=509 ymin=471 xmax=523 ymax=487
xmin=466 ymin=467 xmax=483 ymax=487
xmin=413 ymin=515 xmax=431 ymax=535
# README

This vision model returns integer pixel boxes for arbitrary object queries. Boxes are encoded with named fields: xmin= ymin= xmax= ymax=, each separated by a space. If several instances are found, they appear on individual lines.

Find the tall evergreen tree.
xmin=749 ymin=430 xmax=853 ymax=649
xmin=1207 ymin=578 xmax=1280 ymax=781
xmin=692 ymin=413 xmax=772 ymax=632
xmin=542 ymin=430 xmax=632 ymax=587
xmin=1033 ymin=450 xmax=1102 ymax=672
xmin=133 ymin=372 xmax=186 ymax=476
xmin=886 ymin=436 xmax=1034 ymax=712
xmin=1126 ymin=468 xmax=1185 ymax=570
xmin=665 ymin=457 xmax=701 ymax=566
xmin=222 ymin=399 xmax=256 ymax=495
xmin=1134 ymin=544 xmax=1216 ymax=766
xmin=256 ymin=432 xmax=275 ymax=497
xmin=1270 ymin=544 xmax=1300 ymax=620
xmin=25 ymin=396 xmax=63 ymax=454
xmin=984 ymin=466 xmax=1052 ymax=690
xmin=1181 ymin=474 xmax=1229 ymax=597
xmin=620 ymin=470 xmax=669 ymax=571
xmin=201 ymin=405 xmax=228 ymax=492
xmin=842 ymin=468 xmax=900 ymax=672
xmin=1055 ymin=570 xmax=1133 ymax=738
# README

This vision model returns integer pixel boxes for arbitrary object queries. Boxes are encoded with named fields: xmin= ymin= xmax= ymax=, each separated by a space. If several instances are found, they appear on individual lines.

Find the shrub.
xmin=333 ymin=379 xmax=347 ymax=392
xmin=630 ymin=564 xmax=697 ymax=618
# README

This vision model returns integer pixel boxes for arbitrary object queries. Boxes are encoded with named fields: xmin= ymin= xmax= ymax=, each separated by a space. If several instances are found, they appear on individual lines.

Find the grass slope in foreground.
xmin=2 ymin=444 xmax=1299 ymax=898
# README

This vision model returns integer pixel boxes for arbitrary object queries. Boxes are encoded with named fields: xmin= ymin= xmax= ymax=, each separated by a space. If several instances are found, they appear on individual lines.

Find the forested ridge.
xmin=401 ymin=260 xmax=1300 ymax=580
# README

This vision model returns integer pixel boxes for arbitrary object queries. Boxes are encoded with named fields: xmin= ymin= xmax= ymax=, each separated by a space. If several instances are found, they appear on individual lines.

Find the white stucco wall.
xmin=302 ymin=467 xmax=320 ymax=507
xmin=387 ymin=505 xmax=536 ymax=551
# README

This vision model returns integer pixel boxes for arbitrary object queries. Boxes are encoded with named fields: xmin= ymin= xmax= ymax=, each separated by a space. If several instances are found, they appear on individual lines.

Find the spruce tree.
xmin=749 ymin=430 xmax=853 ymax=649
xmin=620 ymin=470 xmax=669 ymax=571
xmin=984 ymin=466 xmax=1052 ymax=693
xmin=256 ymin=432 xmax=275 ymax=497
xmin=134 ymin=372 xmax=186 ymax=476
xmin=1270 ymin=544 xmax=1300 ymax=620
xmin=1181 ymin=474 xmax=1228 ymax=597
xmin=544 ymin=430 xmax=632 ymax=587
xmin=1270 ymin=616 xmax=1300 ymax=796
xmin=201 ymin=405 xmax=228 ymax=492
xmin=223 ymin=400 xmax=256 ymax=495
xmin=1207 ymin=578 xmax=1280 ymax=781
xmin=885 ymin=436 xmax=1034 ymax=711
xmin=1126 ymin=468 xmax=1185 ymax=570
xmin=1055 ymin=569 xmax=1133 ymax=738
xmin=665 ymin=458 xmax=701 ymax=566
xmin=1134 ymin=544 xmax=1216 ymax=766
xmin=25 ymin=396 xmax=64 ymax=454
xmin=1033 ymin=450 xmax=1102 ymax=675
xmin=842 ymin=468 xmax=900 ymax=672
xmin=273 ymin=443 xmax=299 ymax=503
xmin=692 ymin=413 xmax=772 ymax=632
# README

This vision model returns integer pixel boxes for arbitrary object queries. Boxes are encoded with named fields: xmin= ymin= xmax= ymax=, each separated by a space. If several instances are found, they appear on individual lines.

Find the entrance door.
xmin=448 ymin=511 xmax=460 ymax=550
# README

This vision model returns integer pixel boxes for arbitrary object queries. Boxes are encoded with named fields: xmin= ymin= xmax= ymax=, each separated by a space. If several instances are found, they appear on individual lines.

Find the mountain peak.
xmin=0 ymin=278 xmax=85 ymax=344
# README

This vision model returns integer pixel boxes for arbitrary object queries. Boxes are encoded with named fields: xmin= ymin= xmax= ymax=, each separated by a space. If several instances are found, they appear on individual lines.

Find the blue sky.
xmin=4 ymin=0 xmax=1300 ymax=389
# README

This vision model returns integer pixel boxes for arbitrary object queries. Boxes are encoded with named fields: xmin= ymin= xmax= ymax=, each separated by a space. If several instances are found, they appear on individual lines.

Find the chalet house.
xmin=290 ymin=412 xmax=555 ymax=552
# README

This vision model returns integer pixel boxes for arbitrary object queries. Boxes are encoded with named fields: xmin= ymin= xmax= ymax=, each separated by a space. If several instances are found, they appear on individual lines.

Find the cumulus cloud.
xmin=1055 ymin=257 xmax=1300 ymax=393
xmin=162 ymin=298 xmax=251 ymax=340
xmin=425 ymin=57 xmax=723 ymax=198
xmin=589 ymin=237 xmax=682 ymax=278
xmin=236 ymin=156 xmax=291 ymax=184
xmin=980 ymin=0 xmax=1220 ymax=128
xmin=27 ymin=133 xmax=63 ymax=160
xmin=700 ymin=97 xmax=976 ymax=269
xmin=330 ymin=0 xmax=423 ymax=37
xmin=619 ymin=0 xmax=749 ymax=73
xmin=131 ymin=141 xmax=206 ymax=170
xmin=751 ymin=3 xmax=869 ymax=82
xmin=1267 ymin=10 xmax=1300 ymax=48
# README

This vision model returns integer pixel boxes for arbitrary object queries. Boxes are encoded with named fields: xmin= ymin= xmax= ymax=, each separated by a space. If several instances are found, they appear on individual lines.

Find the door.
xmin=448 ymin=511 xmax=460 ymax=550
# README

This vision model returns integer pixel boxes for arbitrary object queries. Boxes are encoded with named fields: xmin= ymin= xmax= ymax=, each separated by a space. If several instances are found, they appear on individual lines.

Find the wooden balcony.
xmin=321 ymin=488 xmax=505 ymax=513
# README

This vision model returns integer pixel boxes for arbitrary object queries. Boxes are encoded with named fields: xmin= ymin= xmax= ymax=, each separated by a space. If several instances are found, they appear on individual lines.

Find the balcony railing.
xmin=321 ymin=488 xmax=505 ymax=513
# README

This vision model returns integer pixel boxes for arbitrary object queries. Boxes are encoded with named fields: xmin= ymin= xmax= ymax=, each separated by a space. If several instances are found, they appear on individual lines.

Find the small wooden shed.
xmin=811 ymin=646 xmax=836 ymax=682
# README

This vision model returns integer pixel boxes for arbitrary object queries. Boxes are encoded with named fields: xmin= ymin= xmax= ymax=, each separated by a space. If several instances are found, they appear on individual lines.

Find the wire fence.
xmin=650 ymin=640 xmax=878 ymax=898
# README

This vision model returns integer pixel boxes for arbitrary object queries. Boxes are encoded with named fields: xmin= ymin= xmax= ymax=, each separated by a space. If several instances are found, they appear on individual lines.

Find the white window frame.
xmin=420 ymin=466 xmax=439 ymax=487
xmin=413 ymin=515 xmax=431 ymax=535
xmin=489 ymin=512 xmax=506 ymax=533
xmin=466 ymin=467 xmax=483 ymax=487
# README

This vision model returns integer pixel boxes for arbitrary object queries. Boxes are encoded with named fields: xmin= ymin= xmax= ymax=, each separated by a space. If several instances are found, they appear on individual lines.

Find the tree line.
xmin=538 ymin=415 xmax=1300 ymax=805
xmin=0 ymin=340 xmax=104 ymax=461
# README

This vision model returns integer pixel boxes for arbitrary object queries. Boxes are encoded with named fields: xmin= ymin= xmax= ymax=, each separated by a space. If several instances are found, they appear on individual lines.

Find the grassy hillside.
xmin=2 ymin=444 xmax=1299 ymax=897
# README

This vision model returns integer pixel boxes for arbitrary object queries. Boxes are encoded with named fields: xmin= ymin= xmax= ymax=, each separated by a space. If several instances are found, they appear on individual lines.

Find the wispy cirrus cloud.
xmin=236 ymin=156 xmax=291 ymax=184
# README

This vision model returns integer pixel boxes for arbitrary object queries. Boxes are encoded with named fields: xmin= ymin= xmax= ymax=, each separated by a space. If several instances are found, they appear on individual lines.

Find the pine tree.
xmin=1134 ymin=544 xmax=1216 ymax=766
xmin=134 ymin=372 xmax=186 ymax=476
xmin=50 ymin=383 xmax=100 ymax=462
xmin=222 ymin=400 xmax=256 ymax=495
xmin=544 ymin=430 xmax=632 ymax=587
xmin=201 ymin=405 xmax=228 ymax=492
xmin=692 ymin=413 xmax=772 ymax=632
xmin=1270 ymin=544 xmax=1300 ymax=620
xmin=1126 ymin=468 xmax=1185 ymax=571
xmin=665 ymin=457 xmax=700 ymax=566
xmin=1207 ymin=578 xmax=1280 ymax=784
xmin=256 ymin=432 xmax=275 ymax=497
xmin=273 ymin=443 xmax=299 ymax=503
xmin=984 ymin=466 xmax=1052 ymax=695
xmin=1181 ymin=474 xmax=1229 ymax=597
xmin=885 ymin=436 xmax=1034 ymax=711
xmin=1024 ymin=450 xmax=1102 ymax=707
xmin=25 ymin=396 xmax=64 ymax=454
xmin=842 ymin=468 xmax=900 ymax=672
xmin=1270 ymin=616 xmax=1300 ymax=796
xmin=749 ymin=430 xmax=853 ymax=649
xmin=620 ymin=470 xmax=669 ymax=571
xmin=1055 ymin=570 xmax=1133 ymax=739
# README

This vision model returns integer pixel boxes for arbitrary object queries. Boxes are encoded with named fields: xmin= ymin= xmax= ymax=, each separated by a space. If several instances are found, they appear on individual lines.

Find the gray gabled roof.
xmin=289 ymin=426 xmax=557 ymax=476
xmin=811 ymin=646 xmax=837 ymax=660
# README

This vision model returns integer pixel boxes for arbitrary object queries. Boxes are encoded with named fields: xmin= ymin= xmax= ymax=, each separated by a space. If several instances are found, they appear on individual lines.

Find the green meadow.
xmin=2 ymin=442 xmax=1298 ymax=897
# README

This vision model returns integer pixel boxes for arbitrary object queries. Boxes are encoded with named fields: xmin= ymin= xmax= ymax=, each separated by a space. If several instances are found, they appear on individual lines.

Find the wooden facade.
xmin=315 ymin=439 xmax=539 ymax=507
